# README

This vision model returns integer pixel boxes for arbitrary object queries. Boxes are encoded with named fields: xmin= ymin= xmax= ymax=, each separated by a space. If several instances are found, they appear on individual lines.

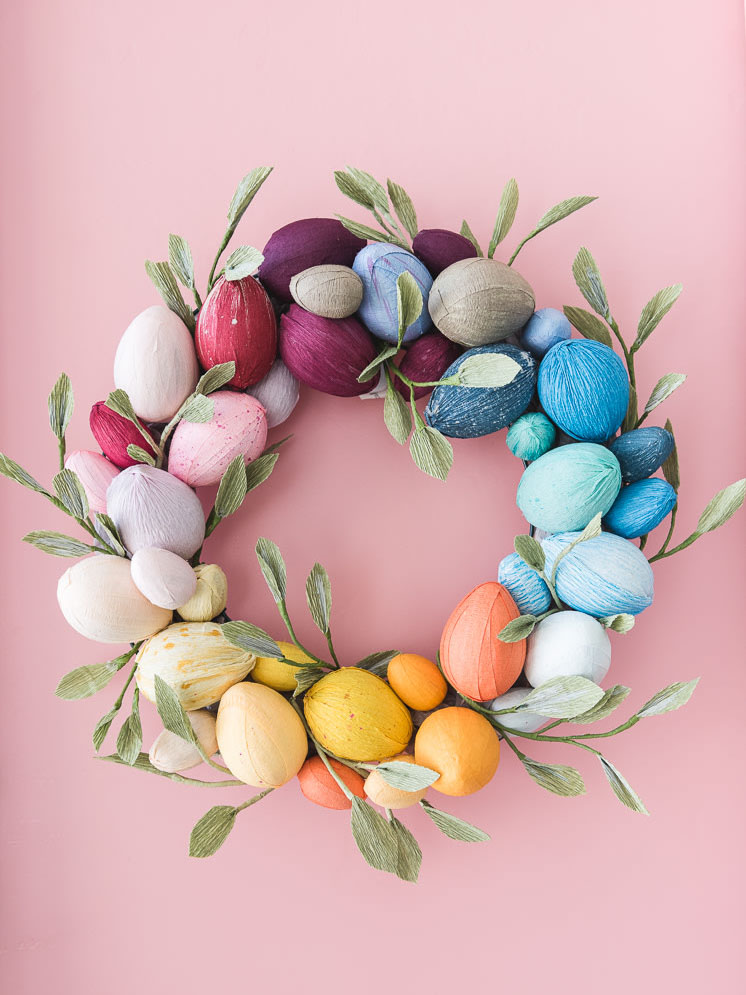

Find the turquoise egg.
xmin=542 ymin=531 xmax=654 ymax=616
xmin=352 ymin=243 xmax=433 ymax=344
xmin=538 ymin=339 xmax=629 ymax=442
xmin=516 ymin=442 xmax=622 ymax=533
xmin=506 ymin=412 xmax=556 ymax=461
xmin=498 ymin=553 xmax=552 ymax=615
xmin=608 ymin=427 xmax=675 ymax=483
xmin=603 ymin=478 xmax=677 ymax=539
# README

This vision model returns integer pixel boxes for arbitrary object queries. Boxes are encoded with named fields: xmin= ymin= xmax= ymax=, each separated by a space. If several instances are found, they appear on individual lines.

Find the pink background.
xmin=1 ymin=2 xmax=744 ymax=992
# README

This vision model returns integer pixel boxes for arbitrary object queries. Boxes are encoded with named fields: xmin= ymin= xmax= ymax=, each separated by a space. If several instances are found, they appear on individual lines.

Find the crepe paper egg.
xmin=89 ymin=402 xmax=158 ymax=470
xmin=519 ymin=307 xmax=572 ymax=358
xmin=64 ymin=450 xmax=119 ymax=514
xmin=246 ymin=359 xmax=300 ymax=428
xmin=252 ymin=640 xmax=314 ymax=693
xmin=516 ymin=443 xmax=622 ymax=533
xmin=167 ymin=391 xmax=267 ymax=488
xmin=289 ymin=264 xmax=364 ymax=319
xmin=394 ymin=332 xmax=462 ymax=400
xmin=497 ymin=553 xmax=552 ymax=616
xmin=177 ymin=563 xmax=228 ymax=622
xmin=364 ymin=754 xmax=429 ymax=810
xmin=414 ymin=707 xmax=500 ymax=796
xmin=608 ymin=426 xmax=676 ymax=483
xmin=603 ymin=477 xmax=677 ymax=539
xmin=412 ymin=228 xmax=478 ymax=278
xmin=538 ymin=339 xmax=629 ymax=442
xmin=130 ymin=547 xmax=197 ymax=610
xmin=297 ymin=756 xmax=366 ymax=810
xmin=216 ymin=682 xmax=307 ymax=787
xmin=304 ymin=667 xmax=413 ymax=763
xmin=488 ymin=687 xmax=546 ymax=733
xmin=542 ymin=531 xmax=655 ymax=616
xmin=106 ymin=465 xmax=205 ymax=559
xmin=279 ymin=305 xmax=378 ymax=397
xmin=352 ymin=243 xmax=434 ymax=344
xmin=195 ymin=274 xmax=277 ymax=389
xmin=425 ymin=343 xmax=536 ymax=439
xmin=149 ymin=709 xmax=218 ymax=773
xmin=506 ymin=412 xmax=556 ymax=461
xmin=357 ymin=368 xmax=388 ymax=400
xmin=136 ymin=621 xmax=254 ymax=710
xmin=57 ymin=556 xmax=172 ymax=644
xmin=387 ymin=654 xmax=448 ymax=711
xmin=524 ymin=611 xmax=611 ymax=687
xmin=259 ymin=218 xmax=366 ymax=301
xmin=440 ymin=582 xmax=526 ymax=701
xmin=113 ymin=305 xmax=199 ymax=423
xmin=428 ymin=258 xmax=535 ymax=348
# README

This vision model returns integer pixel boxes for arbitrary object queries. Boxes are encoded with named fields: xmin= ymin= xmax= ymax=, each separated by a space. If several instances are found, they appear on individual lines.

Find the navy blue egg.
xmin=603 ymin=478 xmax=677 ymax=539
xmin=520 ymin=307 xmax=571 ymax=358
xmin=424 ymin=344 xmax=536 ymax=439
xmin=608 ymin=427 xmax=675 ymax=483
xmin=538 ymin=339 xmax=629 ymax=442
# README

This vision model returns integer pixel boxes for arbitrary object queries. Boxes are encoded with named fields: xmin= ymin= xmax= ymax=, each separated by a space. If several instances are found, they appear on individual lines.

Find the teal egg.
xmin=516 ymin=442 xmax=622 ymax=532
xmin=506 ymin=413 xmax=556 ymax=461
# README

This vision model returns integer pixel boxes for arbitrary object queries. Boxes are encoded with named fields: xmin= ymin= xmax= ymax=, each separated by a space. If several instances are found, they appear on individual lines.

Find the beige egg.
xmin=130 ymin=547 xmax=197 ymax=609
xmin=177 ymin=563 xmax=228 ymax=622
xmin=364 ymin=754 xmax=429 ymax=809
xmin=148 ymin=709 xmax=218 ymax=773
xmin=289 ymin=264 xmax=364 ymax=319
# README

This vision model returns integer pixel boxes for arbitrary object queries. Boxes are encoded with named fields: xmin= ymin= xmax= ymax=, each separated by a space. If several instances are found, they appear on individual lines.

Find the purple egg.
xmin=412 ymin=228 xmax=478 ymax=278
xmin=279 ymin=305 xmax=378 ymax=397
xmin=395 ymin=332 xmax=462 ymax=399
xmin=259 ymin=219 xmax=366 ymax=301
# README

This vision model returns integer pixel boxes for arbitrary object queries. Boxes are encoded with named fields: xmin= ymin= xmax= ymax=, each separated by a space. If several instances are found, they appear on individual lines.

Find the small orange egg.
xmin=297 ymin=756 xmax=366 ymax=810
xmin=387 ymin=653 xmax=448 ymax=711
xmin=414 ymin=707 xmax=500 ymax=796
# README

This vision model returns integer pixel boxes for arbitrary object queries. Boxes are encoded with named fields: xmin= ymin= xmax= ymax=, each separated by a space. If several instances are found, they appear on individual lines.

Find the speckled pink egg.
xmin=166 ymin=391 xmax=268 ymax=487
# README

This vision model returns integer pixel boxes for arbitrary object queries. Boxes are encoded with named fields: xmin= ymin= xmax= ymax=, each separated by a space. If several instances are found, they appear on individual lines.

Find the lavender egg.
xmin=603 ymin=477 xmax=677 ymax=539
xmin=352 ymin=243 xmax=433 ymax=344
xmin=259 ymin=219 xmax=366 ymax=301
xmin=498 ymin=553 xmax=552 ymax=615
xmin=519 ymin=307 xmax=572 ymax=358
xmin=412 ymin=228 xmax=477 ymax=278
xmin=608 ymin=426 xmax=675 ymax=483
xmin=246 ymin=358 xmax=300 ymax=428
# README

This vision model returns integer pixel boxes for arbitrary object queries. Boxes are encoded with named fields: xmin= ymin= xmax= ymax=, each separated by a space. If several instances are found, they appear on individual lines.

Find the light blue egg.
xmin=542 ymin=531 xmax=654 ymax=616
xmin=352 ymin=243 xmax=433 ymax=344
xmin=425 ymin=344 xmax=536 ymax=438
xmin=498 ymin=553 xmax=552 ymax=615
xmin=603 ymin=478 xmax=677 ymax=539
xmin=520 ymin=307 xmax=571 ymax=358
xmin=608 ymin=427 xmax=675 ymax=483
xmin=506 ymin=412 xmax=556 ymax=461
xmin=517 ymin=442 xmax=622 ymax=532
xmin=538 ymin=339 xmax=629 ymax=442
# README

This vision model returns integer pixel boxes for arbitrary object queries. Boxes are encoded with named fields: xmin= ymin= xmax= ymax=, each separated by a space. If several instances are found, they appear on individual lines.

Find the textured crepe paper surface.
xmin=1 ymin=2 xmax=745 ymax=994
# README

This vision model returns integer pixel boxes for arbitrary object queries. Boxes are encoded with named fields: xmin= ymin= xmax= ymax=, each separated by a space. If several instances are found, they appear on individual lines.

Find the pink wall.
xmin=1 ymin=2 xmax=744 ymax=992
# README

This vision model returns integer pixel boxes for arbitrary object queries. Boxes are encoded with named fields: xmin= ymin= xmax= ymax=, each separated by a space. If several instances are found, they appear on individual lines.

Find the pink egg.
xmin=64 ymin=450 xmax=120 ymax=514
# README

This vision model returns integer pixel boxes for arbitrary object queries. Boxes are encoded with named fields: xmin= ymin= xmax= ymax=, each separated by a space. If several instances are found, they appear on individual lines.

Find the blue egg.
xmin=424 ymin=344 xmax=536 ymax=439
xmin=498 ymin=553 xmax=552 ymax=615
xmin=538 ymin=339 xmax=629 ymax=442
xmin=517 ymin=442 xmax=622 ymax=533
xmin=506 ymin=412 xmax=556 ymax=461
xmin=603 ymin=478 xmax=677 ymax=539
xmin=520 ymin=307 xmax=572 ymax=358
xmin=608 ymin=427 xmax=675 ymax=483
xmin=542 ymin=531 xmax=654 ymax=616
xmin=352 ymin=243 xmax=433 ymax=344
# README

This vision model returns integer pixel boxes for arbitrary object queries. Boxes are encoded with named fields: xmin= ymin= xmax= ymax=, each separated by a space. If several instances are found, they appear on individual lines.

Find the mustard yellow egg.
xmin=252 ymin=640 xmax=314 ymax=692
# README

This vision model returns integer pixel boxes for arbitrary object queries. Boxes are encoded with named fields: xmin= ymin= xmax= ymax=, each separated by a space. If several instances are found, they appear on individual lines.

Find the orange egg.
xmin=387 ymin=653 xmax=448 ymax=711
xmin=297 ymin=756 xmax=366 ymax=810
xmin=414 ymin=707 xmax=500 ymax=796
xmin=440 ymin=581 xmax=525 ymax=701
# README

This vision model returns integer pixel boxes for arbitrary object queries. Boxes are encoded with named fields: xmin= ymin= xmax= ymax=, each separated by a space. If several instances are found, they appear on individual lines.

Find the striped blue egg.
xmin=424 ymin=344 xmax=536 ymax=438
xmin=520 ymin=307 xmax=571 ymax=358
xmin=352 ymin=243 xmax=433 ymax=344
xmin=516 ymin=442 xmax=622 ymax=532
xmin=538 ymin=339 xmax=629 ymax=442
xmin=506 ymin=412 xmax=556 ymax=461
xmin=608 ymin=426 xmax=675 ymax=483
xmin=542 ymin=531 xmax=654 ymax=616
xmin=498 ymin=553 xmax=552 ymax=615
xmin=603 ymin=478 xmax=677 ymax=539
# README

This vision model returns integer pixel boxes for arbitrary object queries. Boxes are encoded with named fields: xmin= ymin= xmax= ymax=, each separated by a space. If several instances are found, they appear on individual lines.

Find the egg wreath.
xmin=3 ymin=166 xmax=744 ymax=882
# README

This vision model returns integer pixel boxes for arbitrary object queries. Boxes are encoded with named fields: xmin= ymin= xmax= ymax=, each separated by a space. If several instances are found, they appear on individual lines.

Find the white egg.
xmin=489 ymin=687 xmax=546 ymax=732
xmin=131 ymin=547 xmax=197 ymax=609
xmin=524 ymin=611 xmax=611 ymax=687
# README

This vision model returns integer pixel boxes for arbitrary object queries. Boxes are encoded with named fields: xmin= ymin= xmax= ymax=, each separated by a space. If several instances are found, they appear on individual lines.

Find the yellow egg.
xmin=252 ymin=640 xmax=314 ymax=692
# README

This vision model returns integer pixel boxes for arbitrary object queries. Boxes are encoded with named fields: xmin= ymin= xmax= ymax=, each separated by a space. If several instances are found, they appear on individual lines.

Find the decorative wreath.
xmin=3 ymin=166 xmax=744 ymax=882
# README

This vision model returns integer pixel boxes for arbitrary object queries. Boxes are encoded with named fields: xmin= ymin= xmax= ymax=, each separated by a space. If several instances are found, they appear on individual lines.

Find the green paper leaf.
xmin=510 ymin=196 xmax=597 ymax=264
xmin=245 ymin=452 xmax=279 ymax=493
xmin=410 ymin=426 xmax=453 ymax=481
xmin=383 ymin=380 xmax=412 ymax=445
xmin=356 ymin=650 xmax=399 ymax=677
xmin=636 ymin=678 xmax=699 ymax=718
xmin=375 ymin=761 xmax=439 ymax=791
xmin=225 ymin=245 xmax=264 ymax=281
xmin=255 ymin=537 xmax=287 ymax=603
xmin=456 ymin=352 xmax=521 ymax=388
xmin=100 ymin=751 xmax=204 ymax=783
xmin=661 ymin=419 xmax=680 ymax=492
xmin=345 ymin=167 xmax=389 ymax=215
xmin=571 ymin=684 xmax=630 ymax=724
xmin=227 ymin=166 xmax=273 ymax=228
xmin=334 ymin=170 xmax=374 ymax=210
xmin=0 ymin=454 xmax=48 ymax=494
xmin=180 ymin=394 xmax=214 ymax=423
xmin=144 ymin=260 xmax=195 ymax=330
xmin=350 ymin=797 xmax=399 ymax=873
xmin=633 ymin=283 xmax=683 ymax=352
xmin=520 ymin=676 xmax=604 ymax=719
xmin=126 ymin=444 xmax=156 ymax=466
xmin=23 ymin=530 xmax=92 ymax=557
xmin=168 ymin=234 xmax=195 ymax=290
xmin=459 ymin=220 xmax=483 ymax=256
xmin=488 ymin=177 xmax=519 ymax=257
xmin=642 ymin=373 xmax=686 ymax=418
xmin=599 ymin=756 xmax=648 ymax=814
xmin=622 ymin=383 xmax=638 ymax=434
xmin=498 ymin=614 xmax=538 ymax=642
xmin=571 ymin=246 xmax=609 ymax=318
xmin=695 ymin=479 xmax=746 ymax=535
xmin=387 ymin=179 xmax=418 ymax=239
xmin=94 ymin=514 xmax=126 ymax=556
xmin=189 ymin=805 xmax=238 ymax=858
xmin=336 ymin=215 xmax=398 ymax=245
xmin=48 ymin=372 xmax=74 ymax=440
xmin=53 ymin=469 xmax=89 ymax=519
xmin=154 ymin=674 xmax=200 ymax=749
xmin=396 ymin=271 xmax=423 ymax=344
xmin=563 ymin=305 xmax=613 ymax=347
xmin=358 ymin=345 xmax=398 ymax=383
xmin=306 ymin=562 xmax=332 ymax=634
xmin=196 ymin=362 xmax=236 ymax=395
xmin=116 ymin=688 xmax=142 ymax=766
xmin=293 ymin=667 xmax=325 ymax=697
xmin=599 ymin=613 xmax=635 ymax=634
xmin=93 ymin=706 xmax=121 ymax=752
xmin=104 ymin=388 xmax=137 ymax=422
xmin=214 ymin=455 xmax=248 ymax=519
xmin=519 ymin=756 xmax=586 ymax=797
xmin=56 ymin=652 xmax=132 ymax=700
xmin=514 ymin=534 xmax=545 ymax=573
xmin=222 ymin=620 xmax=282 ymax=659
xmin=390 ymin=816 xmax=422 ymax=883
xmin=420 ymin=800 xmax=490 ymax=842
